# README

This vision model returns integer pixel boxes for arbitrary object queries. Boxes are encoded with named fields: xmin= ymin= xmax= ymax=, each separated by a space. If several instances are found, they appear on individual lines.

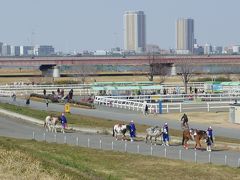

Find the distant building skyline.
xmin=124 ymin=11 xmax=146 ymax=53
xmin=176 ymin=18 xmax=194 ymax=54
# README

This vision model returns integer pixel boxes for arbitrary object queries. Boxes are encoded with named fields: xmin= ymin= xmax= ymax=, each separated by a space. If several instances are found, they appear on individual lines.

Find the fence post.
xmin=238 ymin=158 xmax=240 ymax=168
xmin=179 ymin=103 xmax=182 ymax=113
xmin=137 ymin=144 xmax=140 ymax=153
xmin=224 ymin=155 xmax=227 ymax=165
xmin=32 ymin=132 xmax=35 ymax=140
xmin=150 ymin=145 xmax=153 ymax=156
xmin=179 ymin=150 xmax=182 ymax=160
xmin=76 ymin=137 xmax=79 ymax=146
xmin=167 ymin=104 xmax=169 ymax=113
xmin=124 ymin=142 xmax=127 ymax=152
xmin=111 ymin=141 xmax=114 ymax=150
xmin=64 ymin=136 xmax=67 ymax=144
xmin=43 ymin=133 xmax=46 ymax=141
xmin=194 ymin=151 xmax=197 ymax=163
xmin=164 ymin=147 xmax=167 ymax=157
xmin=88 ymin=138 xmax=90 ymax=147
xmin=99 ymin=138 xmax=102 ymax=149
xmin=207 ymin=103 xmax=210 ymax=112
xmin=208 ymin=153 xmax=211 ymax=163
xmin=54 ymin=134 xmax=57 ymax=143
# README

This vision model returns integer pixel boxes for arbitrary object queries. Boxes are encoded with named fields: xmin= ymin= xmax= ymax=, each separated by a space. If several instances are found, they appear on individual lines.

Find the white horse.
xmin=145 ymin=126 xmax=163 ymax=145
xmin=44 ymin=116 xmax=62 ymax=133
xmin=112 ymin=124 xmax=130 ymax=141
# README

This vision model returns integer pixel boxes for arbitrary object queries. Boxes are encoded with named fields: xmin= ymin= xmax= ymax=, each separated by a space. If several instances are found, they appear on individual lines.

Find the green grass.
xmin=0 ymin=102 xmax=240 ymax=145
xmin=0 ymin=136 xmax=240 ymax=180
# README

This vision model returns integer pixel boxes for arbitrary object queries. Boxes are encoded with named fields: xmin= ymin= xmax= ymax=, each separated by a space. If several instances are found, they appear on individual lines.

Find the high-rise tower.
xmin=124 ymin=11 xmax=146 ymax=53
xmin=176 ymin=18 xmax=194 ymax=54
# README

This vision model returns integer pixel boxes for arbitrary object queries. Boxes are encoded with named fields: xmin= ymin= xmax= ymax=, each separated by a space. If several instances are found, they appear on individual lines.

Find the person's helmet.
xmin=62 ymin=113 xmax=65 ymax=116
xmin=131 ymin=120 xmax=134 ymax=123
xmin=164 ymin=122 xmax=168 ymax=126
xmin=209 ymin=126 xmax=212 ymax=129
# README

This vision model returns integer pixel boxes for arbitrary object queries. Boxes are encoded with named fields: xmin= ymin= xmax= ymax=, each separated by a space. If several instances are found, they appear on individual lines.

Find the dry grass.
xmin=0 ymin=137 xmax=240 ymax=180
xmin=0 ymin=148 xmax=65 ymax=180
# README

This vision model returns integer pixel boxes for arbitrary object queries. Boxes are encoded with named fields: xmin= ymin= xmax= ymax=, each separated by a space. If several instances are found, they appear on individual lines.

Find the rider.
xmin=207 ymin=126 xmax=214 ymax=144
xmin=129 ymin=120 xmax=136 ymax=142
xmin=162 ymin=123 xmax=169 ymax=146
xmin=181 ymin=113 xmax=189 ymax=129
xmin=60 ymin=113 xmax=68 ymax=130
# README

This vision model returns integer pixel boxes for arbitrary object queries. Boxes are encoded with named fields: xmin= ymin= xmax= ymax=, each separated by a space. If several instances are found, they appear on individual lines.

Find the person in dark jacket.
xmin=129 ymin=120 xmax=136 ymax=142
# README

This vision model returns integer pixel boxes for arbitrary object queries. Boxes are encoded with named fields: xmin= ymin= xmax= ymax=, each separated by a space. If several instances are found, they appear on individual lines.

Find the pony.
xmin=145 ymin=126 xmax=163 ymax=145
xmin=44 ymin=115 xmax=64 ymax=133
xmin=112 ymin=124 xmax=130 ymax=141
xmin=182 ymin=129 xmax=208 ymax=150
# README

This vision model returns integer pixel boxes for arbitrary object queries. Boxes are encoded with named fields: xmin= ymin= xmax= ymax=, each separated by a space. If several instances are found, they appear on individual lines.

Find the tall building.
xmin=124 ymin=11 xmax=146 ymax=53
xmin=38 ymin=45 xmax=54 ymax=56
xmin=2 ymin=44 xmax=11 ymax=56
xmin=176 ymin=18 xmax=194 ymax=54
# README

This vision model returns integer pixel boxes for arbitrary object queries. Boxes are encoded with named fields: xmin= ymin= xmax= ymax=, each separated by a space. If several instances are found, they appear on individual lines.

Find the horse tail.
xmin=112 ymin=126 xmax=115 ymax=137
xmin=182 ymin=132 xmax=185 ymax=145
xmin=44 ymin=122 xmax=46 ymax=128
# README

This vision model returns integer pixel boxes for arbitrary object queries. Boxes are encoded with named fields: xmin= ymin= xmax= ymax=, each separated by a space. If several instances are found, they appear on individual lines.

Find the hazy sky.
xmin=0 ymin=0 xmax=239 ymax=52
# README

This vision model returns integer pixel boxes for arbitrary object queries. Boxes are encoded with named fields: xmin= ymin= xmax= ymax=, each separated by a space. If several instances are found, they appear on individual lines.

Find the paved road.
xmin=0 ymin=96 xmax=239 ymax=140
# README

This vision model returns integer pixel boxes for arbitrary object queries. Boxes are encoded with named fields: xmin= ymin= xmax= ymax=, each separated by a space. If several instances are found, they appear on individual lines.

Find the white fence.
xmin=31 ymin=131 xmax=240 ymax=168
xmin=97 ymin=93 xmax=240 ymax=103
xmin=94 ymin=96 xmax=233 ymax=113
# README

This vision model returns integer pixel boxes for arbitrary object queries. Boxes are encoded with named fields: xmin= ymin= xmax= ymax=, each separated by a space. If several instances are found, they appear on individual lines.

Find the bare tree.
xmin=75 ymin=65 xmax=96 ymax=84
xmin=147 ymin=53 xmax=168 ymax=83
xmin=178 ymin=58 xmax=194 ymax=94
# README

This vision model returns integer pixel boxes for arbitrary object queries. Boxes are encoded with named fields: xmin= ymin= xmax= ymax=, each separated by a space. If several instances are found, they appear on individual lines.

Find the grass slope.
xmin=0 ymin=137 xmax=240 ymax=180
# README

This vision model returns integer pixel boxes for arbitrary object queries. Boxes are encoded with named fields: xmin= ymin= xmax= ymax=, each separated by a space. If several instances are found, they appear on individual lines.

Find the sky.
xmin=0 ymin=0 xmax=239 ymax=52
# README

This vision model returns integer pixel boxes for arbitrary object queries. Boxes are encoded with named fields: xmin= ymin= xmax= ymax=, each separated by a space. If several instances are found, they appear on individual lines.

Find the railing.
xmin=0 ymin=90 xmax=12 ymax=97
xmin=97 ymin=93 xmax=240 ymax=103
xmin=94 ymin=96 xmax=233 ymax=113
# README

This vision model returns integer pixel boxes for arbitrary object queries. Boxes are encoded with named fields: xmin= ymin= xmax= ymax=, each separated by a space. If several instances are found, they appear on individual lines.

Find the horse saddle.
xmin=150 ymin=126 xmax=159 ymax=133
xmin=189 ymin=129 xmax=197 ymax=140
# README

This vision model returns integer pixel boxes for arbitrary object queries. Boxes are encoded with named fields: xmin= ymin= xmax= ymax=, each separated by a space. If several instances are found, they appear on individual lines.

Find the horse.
xmin=182 ymin=129 xmax=208 ymax=150
xmin=112 ymin=124 xmax=130 ymax=141
xmin=44 ymin=116 xmax=63 ymax=133
xmin=145 ymin=126 xmax=163 ymax=145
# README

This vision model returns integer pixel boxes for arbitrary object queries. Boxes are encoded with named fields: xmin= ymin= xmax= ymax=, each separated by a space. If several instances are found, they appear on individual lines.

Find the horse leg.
xmin=145 ymin=135 xmax=148 ymax=143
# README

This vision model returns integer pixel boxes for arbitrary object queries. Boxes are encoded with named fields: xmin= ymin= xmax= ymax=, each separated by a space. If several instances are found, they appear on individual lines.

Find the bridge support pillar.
xmin=170 ymin=64 xmax=176 ymax=76
xmin=53 ymin=66 xmax=60 ymax=78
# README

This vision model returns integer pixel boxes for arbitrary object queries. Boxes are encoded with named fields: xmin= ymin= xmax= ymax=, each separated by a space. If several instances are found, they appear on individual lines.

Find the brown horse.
xmin=182 ymin=129 xmax=208 ymax=150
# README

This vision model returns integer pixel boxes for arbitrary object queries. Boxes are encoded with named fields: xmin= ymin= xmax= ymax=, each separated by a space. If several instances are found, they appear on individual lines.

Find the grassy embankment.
xmin=0 ymin=102 xmax=240 ymax=145
xmin=0 ymin=136 xmax=240 ymax=180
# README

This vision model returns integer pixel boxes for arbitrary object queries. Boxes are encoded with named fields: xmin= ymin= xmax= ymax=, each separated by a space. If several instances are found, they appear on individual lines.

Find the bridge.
xmin=1 ymin=55 xmax=240 ymax=66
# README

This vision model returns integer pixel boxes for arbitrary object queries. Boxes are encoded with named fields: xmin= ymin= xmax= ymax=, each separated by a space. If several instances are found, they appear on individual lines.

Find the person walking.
xmin=43 ymin=89 xmax=46 ymax=96
xmin=144 ymin=104 xmax=149 ymax=116
xmin=207 ymin=126 xmax=214 ymax=144
xmin=162 ymin=123 xmax=169 ymax=146
xmin=60 ymin=113 xmax=68 ymax=132
xmin=26 ymin=97 xmax=30 ymax=105
xmin=129 ymin=120 xmax=136 ymax=142
xmin=45 ymin=99 xmax=49 ymax=107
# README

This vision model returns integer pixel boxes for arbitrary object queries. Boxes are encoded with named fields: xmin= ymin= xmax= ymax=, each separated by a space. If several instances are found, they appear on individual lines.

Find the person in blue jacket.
xmin=60 ymin=113 xmax=68 ymax=130
xmin=207 ymin=126 xmax=214 ymax=144
xmin=129 ymin=120 xmax=136 ymax=142
xmin=162 ymin=122 xmax=169 ymax=146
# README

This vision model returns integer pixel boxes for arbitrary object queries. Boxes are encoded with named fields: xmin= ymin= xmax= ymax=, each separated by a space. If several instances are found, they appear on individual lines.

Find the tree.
xmin=75 ymin=65 xmax=96 ymax=84
xmin=147 ymin=53 xmax=168 ymax=83
xmin=178 ymin=58 xmax=194 ymax=94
